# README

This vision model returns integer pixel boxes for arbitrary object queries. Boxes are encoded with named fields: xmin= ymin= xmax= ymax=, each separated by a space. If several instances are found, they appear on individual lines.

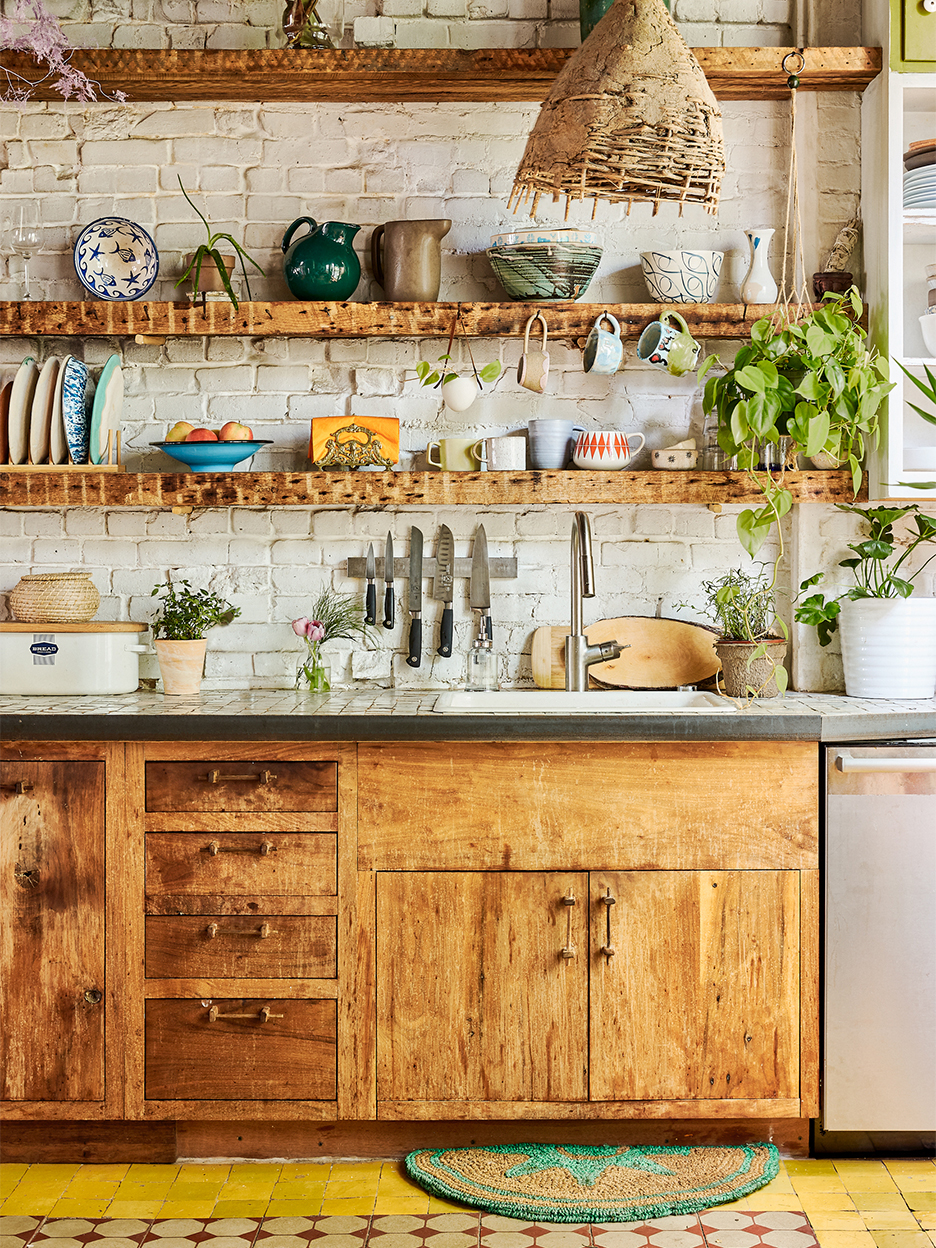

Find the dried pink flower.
xmin=1 ymin=0 xmax=127 ymax=105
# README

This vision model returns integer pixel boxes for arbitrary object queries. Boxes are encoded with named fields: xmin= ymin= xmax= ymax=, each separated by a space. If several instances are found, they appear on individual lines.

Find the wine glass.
xmin=8 ymin=205 xmax=41 ymax=300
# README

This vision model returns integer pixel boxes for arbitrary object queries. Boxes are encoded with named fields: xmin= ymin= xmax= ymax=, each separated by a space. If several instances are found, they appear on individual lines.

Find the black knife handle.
xmin=365 ymin=583 xmax=376 ymax=627
xmin=482 ymin=613 xmax=493 ymax=642
xmin=437 ymin=605 xmax=453 ymax=658
xmin=406 ymin=617 xmax=422 ymax=667
xmin=383 ymin=586 xmax=394 ymax=629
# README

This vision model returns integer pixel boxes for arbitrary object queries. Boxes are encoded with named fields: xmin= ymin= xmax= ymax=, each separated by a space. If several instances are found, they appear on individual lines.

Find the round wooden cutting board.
xmin=531 ymin=616 xmax=720 ymax=689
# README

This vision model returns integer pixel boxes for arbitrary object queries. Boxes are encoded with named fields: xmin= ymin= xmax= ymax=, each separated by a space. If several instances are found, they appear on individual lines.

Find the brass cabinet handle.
xmin=204 ymin=840 xmax=276 ymax=857
xmin=207 ymin=1005 xmax=283 ymax=1023
xmin=2 ymin=781 xmax=35 ymax=794
xmin=205 ymin=922 xmax=280 ymax=939
xmin=600 ymin=887 xmax=616 ymax=959
xmin=205 ymin=769 xmax=277 ymax=784
xmin=559 ymin=891 xmax=576 ymax=959
xmin=83 ymin=988 xmax=103 ymax=1005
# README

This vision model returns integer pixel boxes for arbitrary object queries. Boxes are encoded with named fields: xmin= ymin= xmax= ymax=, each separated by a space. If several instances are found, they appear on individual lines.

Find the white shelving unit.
xmin=864 ymin=54 xmax=936 ymax=496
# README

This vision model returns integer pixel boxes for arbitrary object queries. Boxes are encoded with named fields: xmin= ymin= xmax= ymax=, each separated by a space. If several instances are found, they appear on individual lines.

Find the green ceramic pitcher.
xmin=281 ymin=217 xmax=362 ymax=300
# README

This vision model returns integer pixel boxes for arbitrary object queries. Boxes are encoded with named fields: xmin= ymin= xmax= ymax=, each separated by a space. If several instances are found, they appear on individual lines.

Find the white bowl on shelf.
xmin=920 ymin=314 xmax=936 ymax=358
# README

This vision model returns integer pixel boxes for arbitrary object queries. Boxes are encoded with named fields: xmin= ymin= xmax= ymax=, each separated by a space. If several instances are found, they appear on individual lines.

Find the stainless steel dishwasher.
xmin=824 ymin=743 xmax=936 ymax=1132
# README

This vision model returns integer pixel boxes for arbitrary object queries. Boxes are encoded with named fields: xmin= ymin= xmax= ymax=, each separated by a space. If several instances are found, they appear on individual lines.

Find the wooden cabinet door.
xmin=377 ymin=872 xmax=588 ymax=1106
xmin=1 ymin=761 xmax=105 ymax=1102
xmin=589 ymin=871 xmax=800 ymax=1103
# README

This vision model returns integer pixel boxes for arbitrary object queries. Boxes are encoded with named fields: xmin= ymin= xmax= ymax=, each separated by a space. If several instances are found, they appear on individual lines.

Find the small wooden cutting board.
xmin=531 ymin=616 xmax=720 ymax=689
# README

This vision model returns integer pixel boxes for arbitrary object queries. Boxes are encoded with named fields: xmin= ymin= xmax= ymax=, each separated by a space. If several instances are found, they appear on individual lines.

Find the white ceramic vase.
xmin=740 ymin=228 xmax=778 ymax=304
xmin=838 ymin=597 xmax=936 ymax=698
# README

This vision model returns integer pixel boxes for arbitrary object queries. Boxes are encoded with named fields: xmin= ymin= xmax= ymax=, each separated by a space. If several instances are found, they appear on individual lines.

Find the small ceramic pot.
xmin=715 ymin=638 xmax=786 ymax=699
xmin=440 ymin=376 xmax=479 ymax=412
xmin=813 ymin=271 xmax=854 ymax=300
xmin=583 ymin=311 xmax=623 ymax=374
xmin=652 ymin=447 xmax=699 ymax=469
xmin=155 ymin=638 xmax=207 ymax=696
xmin=184 ymin=252 xmax=235 ymax=294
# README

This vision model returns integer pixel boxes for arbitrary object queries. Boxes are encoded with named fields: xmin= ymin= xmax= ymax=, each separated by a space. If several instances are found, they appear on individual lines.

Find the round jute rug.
xmin=405 ymin=1143 xmax=779 ymax=1222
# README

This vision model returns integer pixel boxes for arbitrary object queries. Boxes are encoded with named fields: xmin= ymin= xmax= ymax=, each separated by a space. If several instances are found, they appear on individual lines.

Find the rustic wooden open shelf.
xmin=0 ymin=301 xmax=813 ymax=341
xmin=0 ymin=47 xmax=881 ymax=103
xmin=0 ymin=468 xmax=864 ymax=509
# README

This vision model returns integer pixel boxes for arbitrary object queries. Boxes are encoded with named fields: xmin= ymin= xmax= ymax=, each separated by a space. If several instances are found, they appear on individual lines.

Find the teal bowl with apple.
xmin=152 ymin=439 xmax=272 ymax=471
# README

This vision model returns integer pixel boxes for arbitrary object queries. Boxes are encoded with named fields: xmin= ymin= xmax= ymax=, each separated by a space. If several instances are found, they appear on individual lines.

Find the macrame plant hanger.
xmin=772 ymin=50 xmax=812 ymax=330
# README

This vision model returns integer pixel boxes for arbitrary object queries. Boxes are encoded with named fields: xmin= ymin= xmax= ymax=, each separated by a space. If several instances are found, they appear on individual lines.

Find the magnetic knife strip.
xmin=346 ymin=557 xmax=518 ymax=579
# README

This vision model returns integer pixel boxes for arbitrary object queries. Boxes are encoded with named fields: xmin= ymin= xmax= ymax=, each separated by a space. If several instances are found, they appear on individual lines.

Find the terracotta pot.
xmin=155 ymin=638 xmax=207 ymax=695
xmin=714 ymin=637 xmax=787 ymax=699
xmin=184 ymin=252 xmax=235 ymax=293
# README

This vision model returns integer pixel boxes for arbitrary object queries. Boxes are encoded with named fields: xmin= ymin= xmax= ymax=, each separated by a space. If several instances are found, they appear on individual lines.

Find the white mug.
xmin=473 ymin=435 xmax=527 ymax=471
xmin=426 ymin=437 xmax=482 ymax=470
xmin=517 ymin=312 xmax=550 ymax=394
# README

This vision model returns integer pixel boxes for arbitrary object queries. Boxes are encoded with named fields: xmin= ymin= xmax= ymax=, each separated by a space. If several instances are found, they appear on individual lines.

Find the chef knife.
xmin=405 ymin=526 xmax=423 ymax=668
xmin=433 ymin=523 xmax=455 ymax=657
xmin=364 ymin=542 xmax=377 ymax=626
xmin=469 ymin=523 xmax=492 ymax=642
xmin=382 ymin=531 xmax=395 ymax=629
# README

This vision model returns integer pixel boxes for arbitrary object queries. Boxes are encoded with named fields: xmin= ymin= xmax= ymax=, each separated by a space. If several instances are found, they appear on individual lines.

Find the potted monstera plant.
xmin=700 ymin=288 xmax=893 ymax=562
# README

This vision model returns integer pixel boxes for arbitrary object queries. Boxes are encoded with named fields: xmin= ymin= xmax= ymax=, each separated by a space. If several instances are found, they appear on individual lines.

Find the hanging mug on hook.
xmin=517 ymin=311 xmax=550 ymax=393
xmin=583 ymin=311 xmax=623 ymax=374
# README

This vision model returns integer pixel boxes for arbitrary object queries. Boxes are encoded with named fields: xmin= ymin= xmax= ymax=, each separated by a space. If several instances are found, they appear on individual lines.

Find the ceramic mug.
xmin=527 ymin=419 xmax=585 ymax=470
xmin=572 ymin=429 xmax=646 ymax=470
xmin=517 ymin=311 xmax=550 ymax=393
xmin=426 ymin=437 xmax=482 ymax=471
xmin=636 ymin=311 xmax=701 ymax=376
xmin=473 ymin=435 xmax=527 ymax=471
xmin=583 ymin=311 xmax=623 ymax=374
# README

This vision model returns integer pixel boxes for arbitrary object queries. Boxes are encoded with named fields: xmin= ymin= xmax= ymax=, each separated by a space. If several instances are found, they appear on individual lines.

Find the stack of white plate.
xmin=904 ymin=138 xmax=936 ymax=210
xmin=1 ymin=354 xmax=123 ymax=467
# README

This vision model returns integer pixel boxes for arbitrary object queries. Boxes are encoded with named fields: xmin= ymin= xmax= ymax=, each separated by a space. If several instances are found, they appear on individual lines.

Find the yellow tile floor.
xmin=0 ymin=1157 xmax=934 ymax=1244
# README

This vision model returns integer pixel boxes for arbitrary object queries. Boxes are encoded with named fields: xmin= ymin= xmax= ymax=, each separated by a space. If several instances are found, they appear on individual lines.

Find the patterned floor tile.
xmin=141 ymin=1218 xmax=260 ymax=1248
xmin=368 ymin=1212 xmax=479 ymax=1248
xmin=0 ymin=1215 xmax=43 ymax=1248
xmin=699 ymin=1211 xmax=819 ymax=1248
xmin=479 ymin=1217 xmax=593 ymax=1248
xmin=254 ymin=1214 xmax=369 ymax=1248
xmin=592 ymin=1215 xmax=705 ymax=1248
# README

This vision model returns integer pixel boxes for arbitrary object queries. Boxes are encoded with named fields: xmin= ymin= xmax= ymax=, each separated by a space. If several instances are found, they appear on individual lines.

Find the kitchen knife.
xmin=433 ymin=523 xmax=455 ymax=657
xmin=469 ymin=523 xmax=493 ymax=642
xmin=364 ymin=543 xmax=377 ymax=626
xmin=382 ymin=531 xmax=395 ymax=629
xmin=405 ymin=526 xmax=423 ymax=668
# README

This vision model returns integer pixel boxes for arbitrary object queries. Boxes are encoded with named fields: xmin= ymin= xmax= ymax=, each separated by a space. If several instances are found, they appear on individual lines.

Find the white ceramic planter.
xmin=838 ymin=597 xmax=936 ymax=698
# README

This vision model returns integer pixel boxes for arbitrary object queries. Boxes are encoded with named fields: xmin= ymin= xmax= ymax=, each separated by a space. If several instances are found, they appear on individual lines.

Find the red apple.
xmin=219 ymin=421 xmax=253 ymax=441
xmin=165 ymin=421 xmax=195 ymax=442
xmin=185 ymin=427 xmax=219 ymax=441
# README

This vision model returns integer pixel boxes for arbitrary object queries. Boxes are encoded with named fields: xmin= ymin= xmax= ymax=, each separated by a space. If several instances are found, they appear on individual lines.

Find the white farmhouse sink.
xmin=433 ymin=689 xmax=735 ymax=714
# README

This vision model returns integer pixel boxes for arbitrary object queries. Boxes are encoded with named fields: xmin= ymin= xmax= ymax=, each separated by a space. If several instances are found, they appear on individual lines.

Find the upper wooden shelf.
xmin=0 ymin=301 xmax=813 ymax=341
xmin=0 ymin=47 xmax=882 ymax=103
xmin=0 ymin=469 xmax=864 ymax=510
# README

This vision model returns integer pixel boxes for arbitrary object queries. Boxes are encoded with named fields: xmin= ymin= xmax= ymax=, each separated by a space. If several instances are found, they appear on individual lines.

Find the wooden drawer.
xmin=145 ymin=916 xmax=337 ymax=979
xmin=358 ymin=741 xmax=819 ymax=872
xmin=145 ymin=760 xmax=337 ymax=812
xmin=145 ymin=833 xmax=336 ymax=899
xmin=144 ymin=999 xmax=337 ymax=1100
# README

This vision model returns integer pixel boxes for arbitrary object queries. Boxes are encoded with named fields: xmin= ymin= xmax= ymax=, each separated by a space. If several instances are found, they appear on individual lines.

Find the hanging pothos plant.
xmin=699 ymin=288 xmax=893 ymax=563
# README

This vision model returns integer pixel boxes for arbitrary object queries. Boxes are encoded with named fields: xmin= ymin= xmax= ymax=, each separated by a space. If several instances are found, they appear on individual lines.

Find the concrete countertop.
xmin=2 ymin=689 xmax=935 ymax=742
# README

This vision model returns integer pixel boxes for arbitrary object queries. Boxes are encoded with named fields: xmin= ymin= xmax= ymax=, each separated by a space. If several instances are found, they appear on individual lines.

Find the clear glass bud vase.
xmin=296 ymin=641 xmax=331 ymax=692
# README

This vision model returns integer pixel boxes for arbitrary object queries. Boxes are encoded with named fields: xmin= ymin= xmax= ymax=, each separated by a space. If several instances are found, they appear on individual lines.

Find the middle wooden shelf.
xmin=0 ymin=301 xmax=804 ymax=341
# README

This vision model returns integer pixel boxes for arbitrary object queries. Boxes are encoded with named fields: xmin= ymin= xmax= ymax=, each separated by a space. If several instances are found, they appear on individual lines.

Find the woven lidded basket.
xmin=9 ymin=572 xmax=101 ymax=623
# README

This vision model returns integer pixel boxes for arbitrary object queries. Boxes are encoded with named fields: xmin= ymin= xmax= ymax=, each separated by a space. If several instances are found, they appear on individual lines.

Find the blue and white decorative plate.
xmin=61 ymin=356 xmax=92 ymax=464
xmin=73 ymin=217 xmax=159 ymax=301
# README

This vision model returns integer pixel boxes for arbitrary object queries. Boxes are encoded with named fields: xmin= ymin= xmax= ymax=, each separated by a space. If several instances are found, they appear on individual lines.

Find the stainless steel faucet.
xmin=565 ymin=512 xmax=625 ymax=692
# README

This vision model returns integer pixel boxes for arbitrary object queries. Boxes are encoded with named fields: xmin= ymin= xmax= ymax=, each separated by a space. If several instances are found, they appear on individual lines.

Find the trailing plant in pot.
xmin=700 ymin=288 xmax=893 ymax=562
xmin=291 ymin=587 xmax=376 ymax=693
xmin=795 ymin=502 xmax=936 ymax=697
xmin=150 ymin=577 xmax=240 ymax=696
xmin=414 ymin=311 xmax=502 ymax=412
xmin=174 ymin=177 xmax=265 ymax=311
xmin=693 ymin=566 xmax=788 ymax=698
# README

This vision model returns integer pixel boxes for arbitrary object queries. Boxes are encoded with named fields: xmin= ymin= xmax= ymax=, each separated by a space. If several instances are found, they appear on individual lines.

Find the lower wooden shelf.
xmin=0 ymin=469 xmax=864 ymax=509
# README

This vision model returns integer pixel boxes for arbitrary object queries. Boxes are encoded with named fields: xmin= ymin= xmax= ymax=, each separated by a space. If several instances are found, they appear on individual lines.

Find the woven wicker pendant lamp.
xmin=510 ymin=0 xmax=725 ymax=217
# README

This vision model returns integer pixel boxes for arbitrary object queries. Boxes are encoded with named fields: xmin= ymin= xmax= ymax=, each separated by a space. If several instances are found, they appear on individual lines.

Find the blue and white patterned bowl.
xmin=73 ymin=217 xmax=159 ymax=301
xmin=640 ymin=250 xmax=724 ymax=304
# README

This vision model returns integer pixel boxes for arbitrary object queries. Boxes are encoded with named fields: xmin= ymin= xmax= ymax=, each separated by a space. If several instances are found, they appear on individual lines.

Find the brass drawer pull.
xmin=206 ymin=769 xmax=277 ymax=785
xmin=559 ymin=891 xmax=576 ymax=959
xmin=207 ymin=1005 xmax=283 ymax=1023
xmin=204 ymin=840 xmax=276 ymax=857
xmin=2 ymin=781 xmax=35 ymax=794
xmin=205 ymin=922 xmax=280 ymax=939
xmin=600 ymin=887 xmax=616 ymax=959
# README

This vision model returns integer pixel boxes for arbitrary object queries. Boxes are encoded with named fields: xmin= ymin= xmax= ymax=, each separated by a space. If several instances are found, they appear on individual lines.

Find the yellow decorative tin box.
xmin=310 ymin=416 xmax=399 ymax=469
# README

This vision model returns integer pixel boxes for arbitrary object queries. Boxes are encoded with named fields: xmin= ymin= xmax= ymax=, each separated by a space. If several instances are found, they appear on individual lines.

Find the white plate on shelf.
xmin=61 ymin=356 xmax=92 ymax=465
xmin=28 ymin=357 xmax=61 ymax=465
xmin=0 ymin=379 xmax=12 ymax=464
xmin=8 ymin=358 xmax=38 ymax=465
xmin=89 ymin=354 xmax=123 ymax=464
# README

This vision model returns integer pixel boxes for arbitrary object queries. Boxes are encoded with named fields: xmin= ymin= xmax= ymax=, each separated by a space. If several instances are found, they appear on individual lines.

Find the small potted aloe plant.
xmin=175 ymin=177 xmax=265 ymax=310
xmin=150 ymin=576 xmax=240 ymax=695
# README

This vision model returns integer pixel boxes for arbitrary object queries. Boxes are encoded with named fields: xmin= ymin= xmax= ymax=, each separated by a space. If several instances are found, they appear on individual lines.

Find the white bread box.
xmin=0 ymin=622 xmax=149 ymax=695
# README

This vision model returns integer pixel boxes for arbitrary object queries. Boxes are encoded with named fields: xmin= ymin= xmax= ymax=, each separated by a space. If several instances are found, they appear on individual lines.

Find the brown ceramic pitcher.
xmin=370 ymin=219 xmax=452 ymax=302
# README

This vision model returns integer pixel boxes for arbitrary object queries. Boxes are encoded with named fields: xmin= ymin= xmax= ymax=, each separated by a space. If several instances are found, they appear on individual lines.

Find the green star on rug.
xmin=505 ymin=1145 xmax=676 ymax=1188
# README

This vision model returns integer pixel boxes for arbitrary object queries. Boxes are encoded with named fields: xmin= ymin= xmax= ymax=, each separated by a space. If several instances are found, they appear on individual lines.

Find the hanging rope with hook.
xmin=774 ymin=49 xmax=811 ymax=329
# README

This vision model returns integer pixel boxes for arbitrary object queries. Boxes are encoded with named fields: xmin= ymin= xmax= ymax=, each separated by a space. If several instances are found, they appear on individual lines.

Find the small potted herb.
xmin=150 ymin=576 xmax=240 ymax=695
xmin=291 ymin=587 xmax=376 ymax=693
xmin=795 ymin=503 xmax=936 ymax=697
xmin=692 ymin=566 xmax=788 ymax=698
xmin=175 ymin=177 xmax=265 ymax=311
